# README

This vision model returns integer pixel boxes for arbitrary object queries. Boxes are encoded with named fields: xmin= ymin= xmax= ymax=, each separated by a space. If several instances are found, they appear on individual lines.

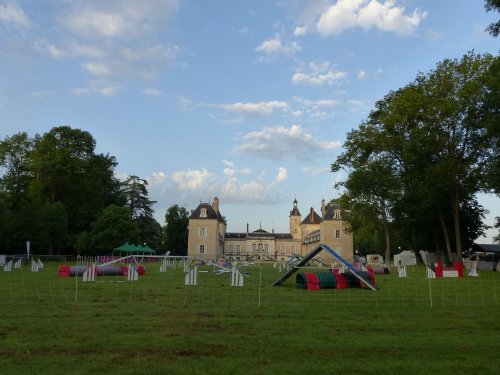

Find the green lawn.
xmin=0 ymin=261 xmax=499 ymax=374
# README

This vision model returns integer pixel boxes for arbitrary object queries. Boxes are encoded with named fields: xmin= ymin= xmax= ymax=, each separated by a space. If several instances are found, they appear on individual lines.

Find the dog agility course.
xmin=0 ymin=247 xmax=499 ymax=375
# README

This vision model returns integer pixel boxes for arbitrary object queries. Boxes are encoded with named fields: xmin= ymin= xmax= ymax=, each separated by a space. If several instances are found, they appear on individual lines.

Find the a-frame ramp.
xmin=272 ymin=246 xmax=323 ymax=286
xmin=272 ymin=243 xmax=377 ymax=291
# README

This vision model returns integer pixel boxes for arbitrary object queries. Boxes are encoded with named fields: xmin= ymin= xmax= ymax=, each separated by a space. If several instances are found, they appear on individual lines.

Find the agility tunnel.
xmin=296 ymin=269 xmax=375 ymax=290
xmin=58 ymin=264 xmax=145 ymax=277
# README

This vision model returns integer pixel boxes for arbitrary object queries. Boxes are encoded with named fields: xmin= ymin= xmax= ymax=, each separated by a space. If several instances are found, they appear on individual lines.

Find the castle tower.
xmin=289 ymin=198 xmax=302 ymax=240
xmin=187 ymin=198 xmax=226 ymax=260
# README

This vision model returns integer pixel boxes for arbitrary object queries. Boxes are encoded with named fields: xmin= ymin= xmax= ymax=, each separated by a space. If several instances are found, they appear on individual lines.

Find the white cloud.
xmin=255 ymin=35 xmax=301 ymax=59
xmin=232 ymin=124 xmax=341 ymax=161
xmin=81 ymin=62 xmax=111 ymax=76
xmin=292 ymin=61 xmax=346 ymax=86
xmin=220 ymin=100 xmax=289 ymax=118
xmin=0 ymin=3 xmax=30 ymax=27
xmin=276 ymin=167 xmax=288 ymax=182
xmin=142 ymin=87 xmax=162 ymax=96
xmin=63 ymin=10 xmax=128 ymax=39
xmin=294 ymin=97 xmax=340 ymax=108
xmin=149 ymin=171 xmax=167 ymax=185
xmin=316 ymin=0 xmax=427 ymax=36
xmin=60 ymin=0 xmax=180 ymax=40
xmin=172 ymin=168 xmax=215 ymax=191
xmin=303 ymin=166 xmax=330 ymax=175
xmin=98 ymin=85 xmax=123 ymax=97
xmin=70 ymin=82 xmax=123 ymax=97
xmin=347 ymin=99 xmax=369 ymax=112
xmin=30 ymin=91 xmax=55 ymax=98
xmin=357 ymin=67 xmax=383 ymax=80
xmin=293 ymin=25 xmax=308 ymax=36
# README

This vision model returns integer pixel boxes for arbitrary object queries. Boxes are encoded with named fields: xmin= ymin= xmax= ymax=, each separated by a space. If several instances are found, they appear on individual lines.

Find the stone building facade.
xmin=187 ymin=197 xmax=353 ymax=263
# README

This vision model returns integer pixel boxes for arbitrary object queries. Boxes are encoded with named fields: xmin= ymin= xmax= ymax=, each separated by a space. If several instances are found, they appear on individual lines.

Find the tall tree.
xmin=29 ymin=126 xmax=121 ymax=249
xmin=0 ymin=132 xmax=33 ymax=204
xmin=120 ymin=175 xmax=157 ymax=245
xmin=164 ymin=204 xmax=189 ymax=256
xmin=332 ymin=52 xmax=496 ymax=261
xmin=121 ymin=175 xmax=155 ymax=220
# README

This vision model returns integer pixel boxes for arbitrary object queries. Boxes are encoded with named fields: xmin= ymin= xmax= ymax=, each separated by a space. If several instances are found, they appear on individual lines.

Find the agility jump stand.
xmin=159 ymin=251 xmax=171 ymax=272
xmin=419 ymin=250 xmax=464 ymax=278
xmin=31 ymin=259 xmax=40 ymax=272
xmin=82 ymin=264 xmax=97 ymax=282
xmin=31 ymin=258 xmax=44 ymax=272
xmin=3 ymin=260 xmax=12 ymax=272
xmin=127 ymin=264 xmax=138 ymax=281
xmin=230 ymin=266 xmax=244 ymax=287
xmin=185 ymin=265 xmax=198 ymax=286
xmin=468 ymin=261 xmax=479 ymax=277
xmin=397 ymin=265 xmax=407 ymax=278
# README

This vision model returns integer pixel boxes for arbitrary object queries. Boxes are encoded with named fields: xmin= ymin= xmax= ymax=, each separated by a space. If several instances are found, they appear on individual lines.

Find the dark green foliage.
xmin=333 ymin=52 xmax=498 ymax=260
xmin=164 ymin=204 xmax=189 ymax=255
xmin=0 ymin=126 xmax=126 ymax=254
xmin=84 ymin=205 xmax=140 ymax=255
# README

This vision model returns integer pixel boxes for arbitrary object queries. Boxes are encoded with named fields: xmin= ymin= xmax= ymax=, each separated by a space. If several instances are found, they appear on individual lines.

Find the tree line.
xmin=0 ymin=126 xmax=189 ymax=256
xmin=332 ymin=51 xmax=499 ymax=262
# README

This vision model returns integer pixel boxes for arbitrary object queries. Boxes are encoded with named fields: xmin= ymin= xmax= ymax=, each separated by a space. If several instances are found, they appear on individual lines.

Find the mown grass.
xmin=0 ymin=261 xmax=499 ymax=374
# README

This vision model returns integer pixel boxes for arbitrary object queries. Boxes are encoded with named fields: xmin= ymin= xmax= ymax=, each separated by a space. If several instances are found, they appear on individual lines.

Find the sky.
xmin=0 ymin=0 xmax=499 ymax=244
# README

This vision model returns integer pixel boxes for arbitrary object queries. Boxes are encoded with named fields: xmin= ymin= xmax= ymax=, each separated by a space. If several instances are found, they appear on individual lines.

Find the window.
xmin=236 ymin=245 xmax=240 ymax=254
xmin=199 ymin=227 xmax=207 ymax=237
xmin=280 ymin=245 xmax=285 ymax=255
xmin=291 ymin=245 xmax=296 ymax=253
xmin=335 ymin=229 xmax=341 ymax=239
xmin=228 ymin=244 xmax=233 ymax=252
xmin=334 ymin=211 xmax=341 ymax=219
xmin=198 ymin=244 xmax=205 ymax=254
xmin=200 ymin=208 xmax=207 ymax=218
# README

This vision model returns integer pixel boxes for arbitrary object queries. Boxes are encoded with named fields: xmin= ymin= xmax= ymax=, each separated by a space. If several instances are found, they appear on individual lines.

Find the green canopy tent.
xmin=113 ymin=243 xmax=156 ymax=256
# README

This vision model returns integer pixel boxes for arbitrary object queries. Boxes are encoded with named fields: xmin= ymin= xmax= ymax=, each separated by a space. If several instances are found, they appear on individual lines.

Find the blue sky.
xmin=0 ymin=0 xmax=498 ymax=243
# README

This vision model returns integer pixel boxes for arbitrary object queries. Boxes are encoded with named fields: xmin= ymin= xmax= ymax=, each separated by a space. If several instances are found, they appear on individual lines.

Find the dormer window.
xmin=334 ymin=210 xmax=341 ymax=219
xmin=200 ymin=208 xmax=207 ymax=218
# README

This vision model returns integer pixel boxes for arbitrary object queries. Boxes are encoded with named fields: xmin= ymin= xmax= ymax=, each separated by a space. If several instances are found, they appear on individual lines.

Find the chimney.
xmin=247 ymin=223 xmax=249 ymax=235
xmin=309 ymin=207 xmax=314 ymax=222
xmin=212 ymin=196 xmax=219 ymax=212
xmin=321 ymin=199 xmax=326 ymax=217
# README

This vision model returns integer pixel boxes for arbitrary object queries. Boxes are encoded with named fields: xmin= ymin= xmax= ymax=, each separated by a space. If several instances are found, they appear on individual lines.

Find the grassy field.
xmin=0 ymin=260 xmax=499 ymax=375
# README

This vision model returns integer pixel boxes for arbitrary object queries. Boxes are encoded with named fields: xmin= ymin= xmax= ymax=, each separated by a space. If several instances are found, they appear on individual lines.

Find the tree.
xmin=164 ymin=204 xmax=189 ymax=256
xmin=0 ymin=132 xmax=33 ymax=205
xmin=121 ymin=175 xmax=155 ymax=220
xmin=333 ymin=157 xmax=401 ymax=265
xmin=494 ymin=217 xmax=500 ymax=243
xmin=82 ymin=205 xmax=140 ymax=255
xmin=121 ymin=175 xmax=157 ymax=245
xmin=485 ymin=0 xmax=500 ymax=37
xmin=332 ymin=52 xmax=496 ymax=261
xmin=29 ymin=126 xmax=121 ymax=240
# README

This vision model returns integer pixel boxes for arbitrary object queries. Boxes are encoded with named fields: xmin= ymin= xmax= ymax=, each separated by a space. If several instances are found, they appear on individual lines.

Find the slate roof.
xmin=290 ymin=198 xmax=301 ymax=216
xmin=472 ymin=244 xmax=500 ymax=253
xmin=224 ymin=230 xmax=293 ymax=240
xmin=190 ymin=203 xmax=225 ymax=223
xmin=322 ymin=204 xmax=343 ymax=220
xmin=301 ymin=208 xmax=322 ymax=225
